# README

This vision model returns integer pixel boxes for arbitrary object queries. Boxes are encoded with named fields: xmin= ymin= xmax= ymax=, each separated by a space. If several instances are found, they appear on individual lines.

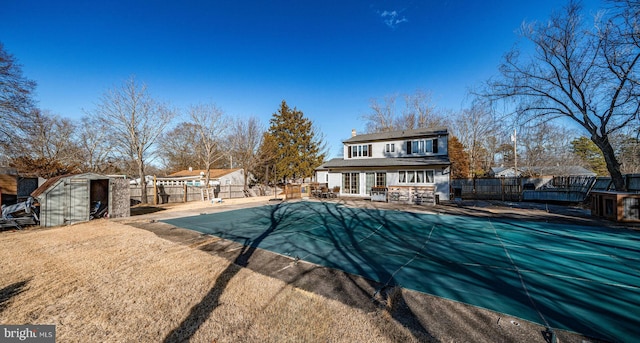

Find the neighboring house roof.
xmin=490 ymin=167 xmax=513 ymax=175
xmin=0 ymin=167 xmax=18 ymax=175
xmin=168 ymin=169 xmax=242 ymax=178
xmin=318 ymin=156 xmax=450 ymax=170
xmin=0 ymin=174 xmax=17 ymax=194
xmin=343 ymin=127 xmax=448 ymax=144
xmin=490 ymin=166 xmax=596 ymax=177
xmin=531 ymin=166 xmax=596 ymax=176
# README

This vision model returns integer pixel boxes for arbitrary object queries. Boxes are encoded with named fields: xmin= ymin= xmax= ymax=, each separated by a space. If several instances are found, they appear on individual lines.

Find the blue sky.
xmin=1 ymin=0 xmax=601 ymax=158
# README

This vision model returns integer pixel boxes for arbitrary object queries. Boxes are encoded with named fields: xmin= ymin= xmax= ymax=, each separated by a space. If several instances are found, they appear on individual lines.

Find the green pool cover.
xmin=162 ymin=201 xmax=640 ymax=342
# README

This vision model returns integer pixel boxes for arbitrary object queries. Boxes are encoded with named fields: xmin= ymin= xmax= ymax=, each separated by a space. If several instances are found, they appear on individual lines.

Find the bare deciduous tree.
xmin=77 ymin=115 xmax=115 ymax=173
xmin=188 ymin=103 xmax=229 ymax=187
xmin=518 ymin=120 xmax=583 ymax=173
xmin=613 ymin=133 xmax=640 ymax=174
xmin=451 ymin=102 xmax=498 ymax=177
xmin=253 ymin=132 xmax=278 ymax=187
xmin=159 ymin=122 xmax=201 ymax=173
xmin=6 ymin=109 xmax=81 ymax=177
xmin=363 ymin=95 xmax=398 ymax=133
xmin=228 ymin=116 xmax=266 ymax=190
xmin=363 ymin=90 xmax=448 ymax=133
xmin=95 ymin=76 xmax=175 ymax=203
xmin=401 ymin=90 xmax=448 ymax=129
xmin=0 ymin=43 xmax=36 ymax=145
xmin=486 ymin=0 xmax=640 ymax=190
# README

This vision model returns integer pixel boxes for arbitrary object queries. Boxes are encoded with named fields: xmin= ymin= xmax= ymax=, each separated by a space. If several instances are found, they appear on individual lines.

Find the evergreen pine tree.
xmin=267 ymin=100 xmax=325 ymax=182
xmin=571 ymin=136 xmax=608 ymax=176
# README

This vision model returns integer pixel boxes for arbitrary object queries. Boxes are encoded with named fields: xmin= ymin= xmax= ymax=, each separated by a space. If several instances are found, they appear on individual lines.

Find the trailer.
xmin=1 ymin=196 xmax=39 ymax=229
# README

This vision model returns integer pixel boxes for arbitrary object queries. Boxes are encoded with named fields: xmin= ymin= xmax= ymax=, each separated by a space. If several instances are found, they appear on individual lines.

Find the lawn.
xmin=0 ymin=220 xmax=426 ymax=342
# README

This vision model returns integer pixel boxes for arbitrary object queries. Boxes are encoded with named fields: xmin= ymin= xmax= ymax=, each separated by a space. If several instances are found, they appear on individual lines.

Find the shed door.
xmin=66 ymin=179 xmax=89 ymax=224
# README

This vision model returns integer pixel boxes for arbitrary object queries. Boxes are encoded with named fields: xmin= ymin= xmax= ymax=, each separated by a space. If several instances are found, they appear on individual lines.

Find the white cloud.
xmin=379 ymin=9 xmax=407 ymax=29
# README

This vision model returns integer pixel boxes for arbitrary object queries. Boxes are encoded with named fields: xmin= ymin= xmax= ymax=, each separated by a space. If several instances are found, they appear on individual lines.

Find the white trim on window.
xmin=349 ymin=144 xmax=372 ymax=158
xmin=407 ymin=138 xmax=438 ymax=155
xmin=398 ymin=169 xmax=435 ymax=184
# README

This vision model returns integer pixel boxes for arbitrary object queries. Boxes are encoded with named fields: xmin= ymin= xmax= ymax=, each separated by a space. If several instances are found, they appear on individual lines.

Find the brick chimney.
xmin=351 ymin=129 xmax=356 ymax=137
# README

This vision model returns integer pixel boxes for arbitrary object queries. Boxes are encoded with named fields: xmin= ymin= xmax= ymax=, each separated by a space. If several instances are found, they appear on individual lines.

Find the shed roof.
xmin=343 ymin=127 xmax=448 ymax=144
xmin=31 ymin=174 xmax=68 ymax=197
xmin=31 ymin=173 xmax=109 ymax=198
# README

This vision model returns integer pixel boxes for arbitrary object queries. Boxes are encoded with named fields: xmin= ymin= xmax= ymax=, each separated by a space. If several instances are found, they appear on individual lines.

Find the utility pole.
xmin=511 ymin=129 xmax=518 ymax=176
xmin=510 ymin=129 xmax=521 ymax=201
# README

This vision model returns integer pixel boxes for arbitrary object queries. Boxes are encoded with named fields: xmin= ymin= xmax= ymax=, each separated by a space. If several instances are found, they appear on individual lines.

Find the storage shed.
xmin=591 ymin=191 xmax=640 ymax=223
xmin=32 ymin=173 xmax=130 ymax=227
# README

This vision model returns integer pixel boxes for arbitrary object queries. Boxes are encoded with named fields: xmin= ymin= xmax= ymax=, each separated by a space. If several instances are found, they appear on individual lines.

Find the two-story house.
xmin=315 ymin=128 xmax=451 ymax=201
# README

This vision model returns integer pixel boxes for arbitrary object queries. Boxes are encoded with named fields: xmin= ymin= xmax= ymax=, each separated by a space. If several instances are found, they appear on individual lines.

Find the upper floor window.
xmin=348 ymin=144 xmax=372 ymax=158
xmin=385 ymin=143 xmax=395 ymax=153
xmin=406 ymin=138 xmax=438 ymax=155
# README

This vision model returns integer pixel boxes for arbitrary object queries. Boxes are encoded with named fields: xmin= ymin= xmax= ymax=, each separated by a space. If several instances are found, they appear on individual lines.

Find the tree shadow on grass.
xmin=310 ymin=201 xmax=437 ymax=341
xmin=147 ymin=199 xmax=620 ymax=342
xmin=0 ymin=279 xmax=30 ymax=313
xmin=161 ymin=200 xmax=440 ymax=342
xmin=163 ymin=202 xmax=290 ymax=343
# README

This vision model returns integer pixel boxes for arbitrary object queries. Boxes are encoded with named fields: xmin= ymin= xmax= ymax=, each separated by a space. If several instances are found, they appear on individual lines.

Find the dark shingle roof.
xmin=318 ymin=156 xmax=450 ymax=170
xmin=343 ymin=127 xmax=448 ymax=144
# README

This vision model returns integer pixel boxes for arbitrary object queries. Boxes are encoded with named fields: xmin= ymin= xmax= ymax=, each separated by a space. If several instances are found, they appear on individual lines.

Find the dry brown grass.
xmin=0 ymin=220 xmax=426 ymax=343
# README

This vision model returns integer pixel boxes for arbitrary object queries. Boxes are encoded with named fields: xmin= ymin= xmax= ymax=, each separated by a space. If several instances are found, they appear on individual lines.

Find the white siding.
xmin=344 ymin=136 xmax=448 ymax=160
xmin=316 ymin=171 xmax=329 ymax=184
xmin=434 ymin=170 xmax=450 ymax=201
xmin=327 ymin=172 xmax=342 ymax=191
xmin=219 ymin=170 xmax=244 ymax=185
xmin=326 ymin=168 xmax=450 ymax=200
xmin=374 ymin=141 xmax=401 ymax=158
xmin=329 ymin=131 xmax=450 ymax=200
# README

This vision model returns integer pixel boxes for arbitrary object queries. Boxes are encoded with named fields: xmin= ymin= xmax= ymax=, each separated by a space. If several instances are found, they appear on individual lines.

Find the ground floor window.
xmin=365 ymin=172 xmax=387 ymax=194
xmin=376 ymin=172 xmax=386 ymax=187
xmin=398 ymin=170 xmax=435 ymax=184
xmin=343 ymin=173 xmax=359 ymax=194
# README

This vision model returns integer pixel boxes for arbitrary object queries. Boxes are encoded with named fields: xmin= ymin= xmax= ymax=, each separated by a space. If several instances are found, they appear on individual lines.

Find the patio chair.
xmin=320 ymin=187 xmax=329 ymax=198
xmin=329 ymin=186 xmax=340 ymax=198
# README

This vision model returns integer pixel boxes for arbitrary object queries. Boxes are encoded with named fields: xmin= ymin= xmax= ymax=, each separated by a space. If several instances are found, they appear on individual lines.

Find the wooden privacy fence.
xmin=524 ymin=176 xmax=597 ymax=202
xmin=284 ymin=184 xmax=301 ymax=200
xmin=451 ymin=175 xmax=640 ymax=203
xmin=624 ymin=174 xmax=640 ymax=192
xmin=130 ymin=184 xmax=253 ymax=204
xmin=451 ymin=177 xmax=550 ymax=201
